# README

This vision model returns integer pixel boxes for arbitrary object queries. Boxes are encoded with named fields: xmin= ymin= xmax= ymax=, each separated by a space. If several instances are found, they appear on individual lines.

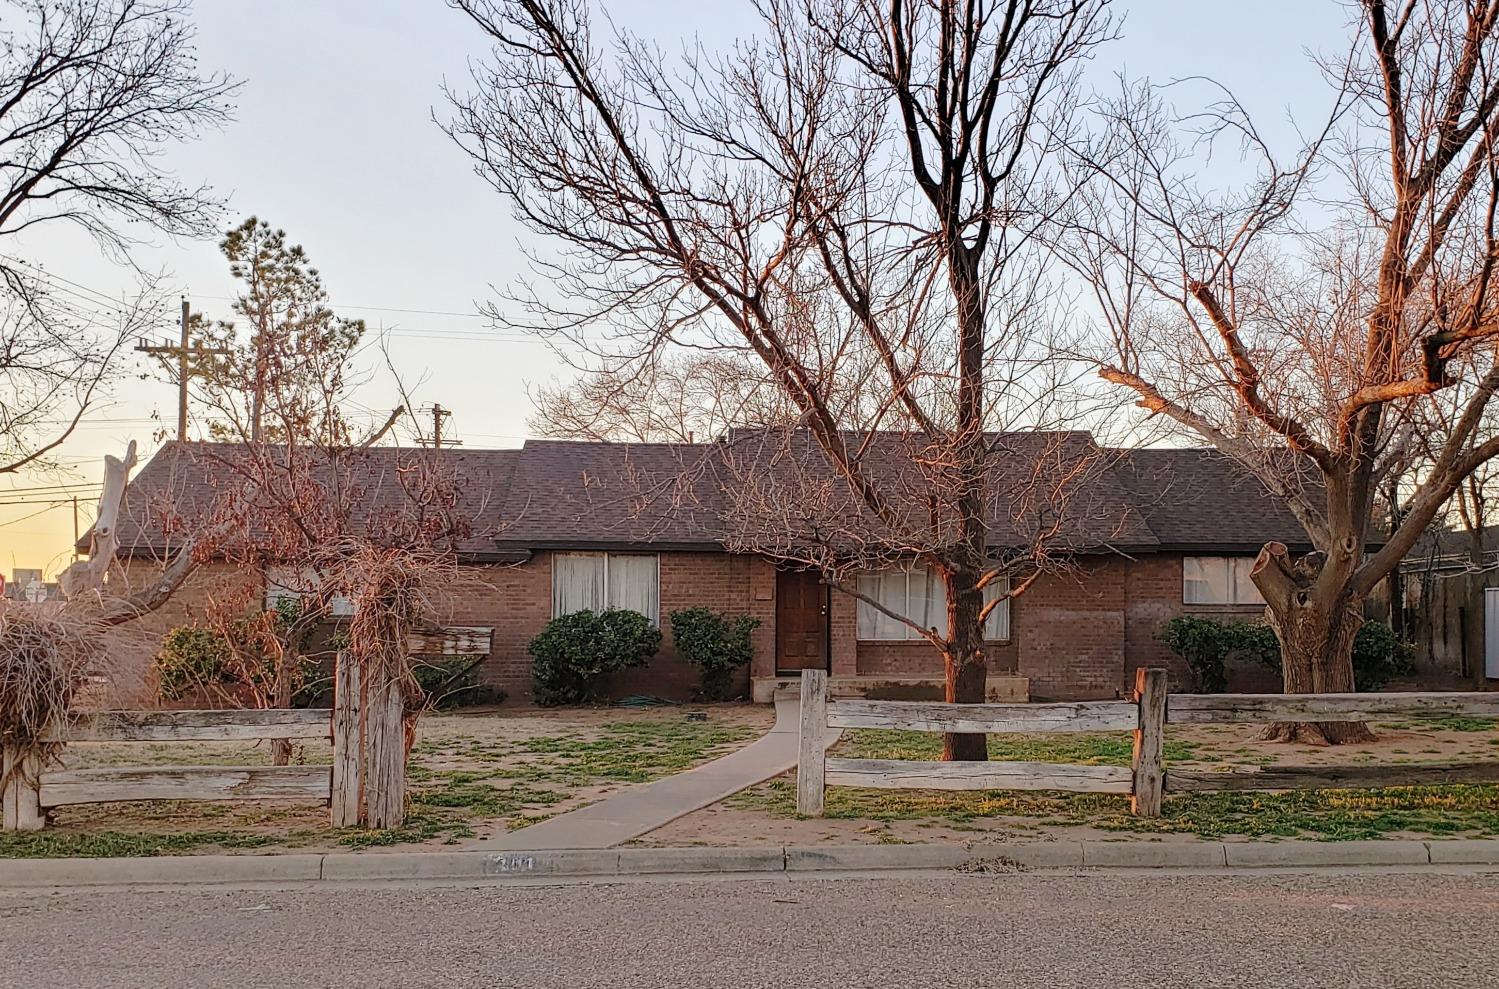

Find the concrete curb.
xmin=3 ymin=839 xmax=1498 ymax=888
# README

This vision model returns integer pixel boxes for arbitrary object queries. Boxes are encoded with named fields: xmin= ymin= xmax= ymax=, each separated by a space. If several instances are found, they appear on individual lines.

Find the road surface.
xmin=1 ymin=868 xmax=1495 ymax=987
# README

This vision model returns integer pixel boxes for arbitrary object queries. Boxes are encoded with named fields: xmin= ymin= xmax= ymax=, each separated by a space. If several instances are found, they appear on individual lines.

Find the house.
xmin=96 ymin=434 xmax=1309 ymax=705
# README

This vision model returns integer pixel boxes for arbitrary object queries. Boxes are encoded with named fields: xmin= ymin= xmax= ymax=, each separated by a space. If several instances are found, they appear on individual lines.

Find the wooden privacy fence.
xmin=795 ymin=668 xmax=1499 ymax=817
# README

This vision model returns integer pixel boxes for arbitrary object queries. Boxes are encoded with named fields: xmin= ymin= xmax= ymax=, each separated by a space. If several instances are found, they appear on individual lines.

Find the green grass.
xmin=340 ymin=717 xmax=755 ymax=849
xmin=3 ymin=715 xmax=759 ymax=859
xmin=504 ymin=720 xmax=756 ymax=785
xmin=724 ymin=727 xmax=1499 ymax=841
xmin=730 ymin=777 xmax=1499 ymax=841
xmin=840 ymin=728 xmax=1200 ymax=766
xmin=0 ymin=829 xmax=282 ymax=859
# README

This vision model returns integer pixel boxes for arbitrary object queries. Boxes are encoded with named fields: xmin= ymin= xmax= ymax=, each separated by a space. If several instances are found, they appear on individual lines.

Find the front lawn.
xmin=0 ymin=705 xmax=769 ymax=858
xmin=639 ymin=718 xmax=1499 ymax=846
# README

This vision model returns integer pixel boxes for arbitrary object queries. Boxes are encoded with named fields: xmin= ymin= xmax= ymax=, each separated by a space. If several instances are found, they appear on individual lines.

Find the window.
xmin=856 ymin=568 xmax=1010 ymax=641
xmin=265 ymin=567 xmax=355 ymax=617
xmin=1183 ymin=557 xmax=1265 ymax=605
xmin=552 ymin=552 xmax=660 ymax=624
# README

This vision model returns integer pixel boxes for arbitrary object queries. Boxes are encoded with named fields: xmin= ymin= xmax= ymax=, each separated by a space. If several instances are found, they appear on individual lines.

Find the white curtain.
xmin=606 ymin=554 xmax=660 ymax=625
xmin=857 ymin=569 xmax=948 ymax=640
xmin=909 ymin=569 xmax=948 ymax=637
xmin=1231 ymin=558 xmax=1266 ymax=604
xmin=553 ymin=553 xmax=606 ymax=615
xmin=265 ymin=566 xmax=355 ymax=617
xmin=857 ymin=571 xmax=907 ymax=640
xmin=1184 ymin=557 xmax=1262 ymax=605
xmin=984 ymin=578 xmax=1011 ymax=640
xmin=1183 ymin=557 xmax=1231 ymax=604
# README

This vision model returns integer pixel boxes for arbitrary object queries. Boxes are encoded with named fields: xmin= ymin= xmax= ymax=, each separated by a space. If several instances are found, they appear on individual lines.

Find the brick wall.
xmin=1122 ymin=552 xmax=1278 ymax=692
xmin=106 ymin=560 xmax=263 ymax=706
xmin=430 ymin=551 xmax=778 ymax=702
xmin=1018 ymin=562 xmax=1129 ymax=700
xmin=836 ymin=554 xmax=1269 ymax=700
xmin=106 ymin=549 xmax=1280 ymax=707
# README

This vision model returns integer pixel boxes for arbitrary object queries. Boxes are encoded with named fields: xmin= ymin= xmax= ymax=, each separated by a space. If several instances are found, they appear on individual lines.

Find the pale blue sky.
xmin=1 ymin=0 xmax=1354 ymax=574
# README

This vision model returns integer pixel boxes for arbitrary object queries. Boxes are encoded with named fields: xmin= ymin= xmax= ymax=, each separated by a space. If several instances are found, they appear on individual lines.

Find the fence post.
xmin=330 ymin=655 xmax=361 ymax=828
xmin=362 ymin=673 xmax=406 ymax=829
xmin=797 ymin=669 xmax=828 ymax=816
xmin=1 ymin=744 xmax=45 ymax=832
xmin=1131 ymin=667 xmax=1167 ymax=817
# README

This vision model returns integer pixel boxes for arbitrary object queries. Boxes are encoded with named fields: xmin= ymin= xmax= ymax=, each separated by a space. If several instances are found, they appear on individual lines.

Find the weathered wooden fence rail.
xmin=796 ymin=668 xmax=1499 ymax=817
xmin=2 ymin=628 xmax=493 ymax=833
xmin=2 ymin=665 xmax=406 ymax=831
xmin=2 ymin=708 xmax=336 ymax=832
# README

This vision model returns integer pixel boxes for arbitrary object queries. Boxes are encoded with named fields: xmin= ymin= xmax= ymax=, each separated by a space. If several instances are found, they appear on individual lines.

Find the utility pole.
xmin=430 ymin=404 xmax=460 ymax=450
xmin=136 ymin=296 xmax=230 ymax=442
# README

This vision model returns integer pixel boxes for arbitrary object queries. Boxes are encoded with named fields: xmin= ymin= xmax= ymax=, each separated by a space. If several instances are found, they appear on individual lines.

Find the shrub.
xmin=1156 ymin=616 xmax=1277 ymax=692
xmin=528 ymin=608 xmax=662 ymax=706
xmin=669 ymin=607 xmax=760 ymax=700
xmin=1157 ymin=615 xmax=1416 ymax=693
xmin=1350 ymin=619 xmax=1418 ymax=691
xmin=410 ymin=656 xmax=507 ymax=709
xmin=154 ymin=626 xmax=232 ymax=701
xmin=153 ymin=611 xmax=315 ymax=704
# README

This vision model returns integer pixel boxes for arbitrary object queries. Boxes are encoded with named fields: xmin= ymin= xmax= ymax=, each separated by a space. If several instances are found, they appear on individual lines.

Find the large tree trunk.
xmin=1263 ymin=593 xmax=1375 ymax=745
xmin=942 ymin=571 xmax=988 ymax=761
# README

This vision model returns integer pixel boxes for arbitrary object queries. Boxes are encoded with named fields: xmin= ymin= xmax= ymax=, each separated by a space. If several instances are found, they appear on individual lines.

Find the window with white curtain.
xmin=856 ymin=569 xmax=1011 ymax=641
xmin=552 ymin=552 xmax=660 ymax=624
xmin=265 ymin=567 xmax=355 ymax=617
xmin=1183 ymin=557 xmax=1265 ymax=605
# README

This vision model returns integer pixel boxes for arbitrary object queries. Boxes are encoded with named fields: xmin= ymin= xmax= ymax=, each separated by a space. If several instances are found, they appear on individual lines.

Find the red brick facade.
xmin=112 ymin=549 xmax=1267 ymax=705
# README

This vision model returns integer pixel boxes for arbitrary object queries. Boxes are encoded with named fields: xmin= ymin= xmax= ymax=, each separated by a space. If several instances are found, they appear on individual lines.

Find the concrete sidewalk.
xmin=484 ymin=693 xmax=839 ymax=850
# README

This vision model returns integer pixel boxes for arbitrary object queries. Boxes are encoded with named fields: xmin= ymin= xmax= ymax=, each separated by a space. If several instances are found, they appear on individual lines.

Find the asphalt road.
xmin=1 ymin=869 xmax=1495 ymax=988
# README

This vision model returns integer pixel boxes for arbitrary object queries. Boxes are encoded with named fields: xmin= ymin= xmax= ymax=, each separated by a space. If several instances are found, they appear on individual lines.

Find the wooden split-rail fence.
xmin=795 ymin=668 xmax=1499 ymax=816
xmin=1 ymin=627 xmax=494 ymax=832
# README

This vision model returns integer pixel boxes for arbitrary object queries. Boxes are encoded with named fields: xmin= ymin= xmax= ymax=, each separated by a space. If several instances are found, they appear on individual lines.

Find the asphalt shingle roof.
xmin=105 ymin=435 xmax=1312 ymax=559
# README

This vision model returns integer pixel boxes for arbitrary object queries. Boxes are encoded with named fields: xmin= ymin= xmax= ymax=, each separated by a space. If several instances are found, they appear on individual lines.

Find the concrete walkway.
xmin=484 ymin=695 xmax=839 ymax=850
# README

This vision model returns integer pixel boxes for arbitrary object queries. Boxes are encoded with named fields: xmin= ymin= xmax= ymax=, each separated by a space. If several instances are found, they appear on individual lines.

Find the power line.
xmin=0 ymin=482 xmax=103 ymax=494
xmin=196 ymin=294 xmax=491 ymax=320
xmin=0 ymin=504 xmax=68 ymax=526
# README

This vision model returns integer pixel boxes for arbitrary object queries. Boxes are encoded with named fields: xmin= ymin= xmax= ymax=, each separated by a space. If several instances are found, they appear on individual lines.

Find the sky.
xmin=0 ymin=0 xmax=1354 ymax=579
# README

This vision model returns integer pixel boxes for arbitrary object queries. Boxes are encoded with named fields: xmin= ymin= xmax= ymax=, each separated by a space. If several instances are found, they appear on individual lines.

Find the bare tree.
xmin=0 ymin=267 xmax=159 ymax=473
xmin=528 ymin=351 xmax=793 ymax=443
xmin=0 ymin=0 xmax=236 ymax=471
xmin=446 ymin=0 xmax=1113 ymax=759
xmin=1065 ymin=1 xmax=1499 ymax=742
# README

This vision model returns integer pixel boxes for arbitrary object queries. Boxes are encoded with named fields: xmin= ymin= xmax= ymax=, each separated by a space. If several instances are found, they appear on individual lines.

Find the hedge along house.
xmin=97 ymin=434 xmax=1309 ymax=706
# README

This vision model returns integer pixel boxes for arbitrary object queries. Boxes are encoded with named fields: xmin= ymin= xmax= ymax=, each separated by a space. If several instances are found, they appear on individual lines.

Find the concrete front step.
xmin=752 ymin=674 xmax=1029 ymax=704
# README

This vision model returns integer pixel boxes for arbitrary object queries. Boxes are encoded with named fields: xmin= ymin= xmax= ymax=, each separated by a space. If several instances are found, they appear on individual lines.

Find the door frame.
xmin=775 ymin=567 xmax=831 ymax=674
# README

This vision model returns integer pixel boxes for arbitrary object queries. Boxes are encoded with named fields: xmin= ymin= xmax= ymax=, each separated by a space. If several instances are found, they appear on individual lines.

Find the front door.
xmin=776 ymin=569 xmax=829 ymax=673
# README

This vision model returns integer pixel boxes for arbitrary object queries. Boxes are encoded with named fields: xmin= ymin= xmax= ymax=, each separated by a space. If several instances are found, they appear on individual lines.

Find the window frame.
xmin=1182 ymin=556 xmax=1265 ymax=606
xmin=265 ymin=567 xmax=355 ymax=618
xmin=551 ymin=551 xmax=662 ymax=626
xmin=855 ymin=568 xmax=1011 ymax=643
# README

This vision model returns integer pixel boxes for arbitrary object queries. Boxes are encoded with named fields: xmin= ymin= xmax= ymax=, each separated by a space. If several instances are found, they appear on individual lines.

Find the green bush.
xmin=1156 ymin=616 xmax=1278 ymax=692
xmin=528 ymin=609 xmax=662 ymax=706
xmin=410 ymin=656 xmax=507 ymax=709
xmin=153 ymin=607 xmax=315 ymax=704
xmin=1349 ymin=620 xmax=1418 ymax=691
xmin=1157 ymin=616 xmax=1416 ymax=693
xmin=154 ymin=626 xmax=233 ymax=701
xmin=669 ymin=607 xmax=760 ymax=700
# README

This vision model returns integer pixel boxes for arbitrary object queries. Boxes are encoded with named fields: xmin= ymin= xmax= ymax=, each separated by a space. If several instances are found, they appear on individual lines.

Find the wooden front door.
xmin=776 ymin=569 xmax=829 ymax=673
